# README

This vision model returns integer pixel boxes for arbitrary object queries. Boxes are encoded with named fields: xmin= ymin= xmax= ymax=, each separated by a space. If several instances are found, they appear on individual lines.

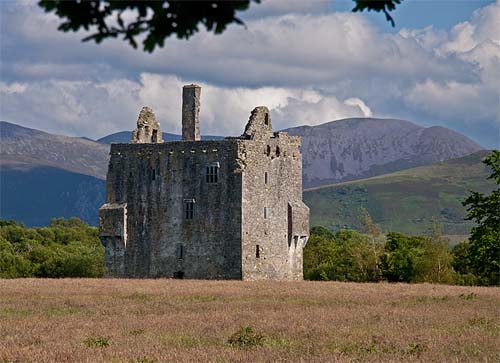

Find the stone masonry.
xmin=99 ymin=85 xmax=309 ymax=280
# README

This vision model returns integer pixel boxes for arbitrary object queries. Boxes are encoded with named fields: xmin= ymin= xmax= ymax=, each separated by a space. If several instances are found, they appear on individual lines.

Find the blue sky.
xmin=331 ymin=0 xmax=496 ymax=31
xmin=1 ymin=0 xmax=499 ymax=148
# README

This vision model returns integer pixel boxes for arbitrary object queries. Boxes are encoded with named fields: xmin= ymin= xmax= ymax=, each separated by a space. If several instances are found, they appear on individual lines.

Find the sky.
xmin=0 ymin=0 xmax=499 ymax=148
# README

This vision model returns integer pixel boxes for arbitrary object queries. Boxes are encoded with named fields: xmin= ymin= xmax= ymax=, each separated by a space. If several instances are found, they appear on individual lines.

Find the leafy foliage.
xmin=0 ymin=217 xmax=104 ymax=278
xmin=84 ymin=336 xmax=111 ymax=348
xmin=305 ymin=209 xmax=455 ymax=284
xmin=462 ymin=150 xmax=500 ymax=285
xmin=304 ymin=229 xmax=383 ymax=282
xmin=380 ymin=232 xmax=453 ymax=284
xmin=227 ymin=326 xmax=265 ymax=348
xmin=38 ymin=0 xmax=403 ymax=52
xmin=352 ymin=0 xmax=402 ymax=26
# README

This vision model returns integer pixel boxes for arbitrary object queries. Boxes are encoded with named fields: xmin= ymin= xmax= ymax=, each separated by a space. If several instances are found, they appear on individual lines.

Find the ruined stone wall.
xmin=103 ymin=140 xmax=242 ymax=278
xmin=239 ymin=130 xmax=307 ymax=281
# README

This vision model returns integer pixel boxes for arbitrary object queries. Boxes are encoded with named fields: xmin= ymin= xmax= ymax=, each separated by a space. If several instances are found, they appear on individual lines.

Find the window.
xmin=264 ymin=207 xmax=268 ymax=219
xmin=206 ymin=164 xmax=219 ymax=183
xmin=264 ymin=113 xmax=269 ymax=125
xmin=151 ymin=168 xmax=156 ymax=180
xmin=264 ymin=172 xmax=268 ymax=184
xmin=176 ymin=244 xmax=184 ymax=259
xmin=266 ymin=145 xmax=271 ymax=156
xmin=256 ymin=245 xmax=261 ymax=258
xmin=276 ymin=146 xmax=280 ymax=157
xmin=184 ymin=199 xmax=194 ymax=220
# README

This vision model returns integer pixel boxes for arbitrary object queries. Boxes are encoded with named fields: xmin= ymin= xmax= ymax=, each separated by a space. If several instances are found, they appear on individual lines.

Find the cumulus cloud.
xmin=0 ymin=74 xmax=372 ymax=138
xmin=0 ymin=0 xmax=498 ymax=147
xmin=404 ymin=1 xmax=499 ymax=130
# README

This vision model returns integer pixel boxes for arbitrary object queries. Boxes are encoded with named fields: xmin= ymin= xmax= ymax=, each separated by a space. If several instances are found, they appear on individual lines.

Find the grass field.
xmin=0 ymin=279 xmax=499 ymax=362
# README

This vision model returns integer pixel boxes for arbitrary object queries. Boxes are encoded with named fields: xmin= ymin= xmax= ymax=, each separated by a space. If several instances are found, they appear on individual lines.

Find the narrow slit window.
xmin=184 ymin=199 xmax=194 ymax=220
xmin=206 ymin=164 xmax=219 ymax=183
xmin=266 ymin=145 xmax=271 ymax=156
xmin=151 ymin=168 xmax=156 ymax=180
xmin=264 ymin=172 xmax=268 ymax=184
xmin=264 ymin=113 xmax=269 ymax=125
xmin=256 ymin=245 xmax=260 ymax=258
xmin=264 ymin=207 xmax=267 ymax=219
xmin=276 ymin=146 xmax=280 ymax=157
xmin=176 ymin=243 xmax=184 ymax=259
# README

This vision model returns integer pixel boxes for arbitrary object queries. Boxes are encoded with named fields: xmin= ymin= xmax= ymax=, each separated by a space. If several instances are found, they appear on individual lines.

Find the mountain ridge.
xmin=284 ymin=117 xmax=482 ymax=187
xmin=0 ymin=118 xmax=484 ymax=226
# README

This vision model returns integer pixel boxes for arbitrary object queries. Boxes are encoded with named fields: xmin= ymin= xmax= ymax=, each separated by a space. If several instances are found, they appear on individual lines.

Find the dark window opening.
xmin=264 ymin=113 xmax=269 ymax=125
xmin=151 ymin=129 xmax=158 ymax=143
xmin=266 ymin=145 xmax=271 ymax=156
xmin=151 ymin=168 xmax=156 ymax=180
xmin=264 ymin=172 xmax=268 ymax=184
xmin=276 ymin=146 xmax=281 ymax=157
xmin=184 ymin=199 xmax=194 ymax=220
xmin=264 ymin=207 xmax=268 ymax=219
xmin=206 ymin=165 xmax=219 ymax=183
xmin=176 ymin=243 xmax=184 ymax=259
xmin=256 ymin=245 xmax=260 ymax=258
xmin=173 ymin=271 xmax=184 ymax=279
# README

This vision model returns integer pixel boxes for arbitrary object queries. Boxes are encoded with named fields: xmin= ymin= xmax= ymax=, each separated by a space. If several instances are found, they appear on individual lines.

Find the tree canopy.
xmin=462 ymin=150 xmax=500 ymax=285
xmin=38 ymin=0 xmax=404 ymax=53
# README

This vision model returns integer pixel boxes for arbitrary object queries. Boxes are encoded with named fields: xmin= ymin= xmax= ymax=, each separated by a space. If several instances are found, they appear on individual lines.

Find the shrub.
xmin=304 ymin=228 xmax=383 ymax=282
xmin=227 ymin=326 xmax=266 ymax=348
xmin=0 ymin=217 xmax=104 ymax=278
xmin=84 ymin=336 xmax=111 ymax=348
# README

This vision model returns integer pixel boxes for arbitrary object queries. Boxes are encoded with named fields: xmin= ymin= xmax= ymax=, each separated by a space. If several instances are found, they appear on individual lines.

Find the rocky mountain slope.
xmin=285 ymin=118 xmax=483 ymax=187
xmin=1 ymin=121 xmax=109 ymax=179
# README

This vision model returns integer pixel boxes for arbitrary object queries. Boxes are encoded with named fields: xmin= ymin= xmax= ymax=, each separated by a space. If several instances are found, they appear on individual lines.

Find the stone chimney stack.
xmin=182 ymin=84 xmax=201 ymax=141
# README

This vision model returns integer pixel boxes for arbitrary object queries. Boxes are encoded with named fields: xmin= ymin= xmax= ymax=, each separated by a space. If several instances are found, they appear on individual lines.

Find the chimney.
xmin=182 ymin=84 xmax=201 ymax=141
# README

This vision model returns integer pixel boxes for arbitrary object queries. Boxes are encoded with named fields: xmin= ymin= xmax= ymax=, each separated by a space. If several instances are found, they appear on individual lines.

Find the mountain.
xmin=1 ymin=167 xmax=105 ymax=226
xmin=0 ymin=121 xmax=108 ymax=225
xmin=98 ymin=131 xmax=223 ymax=144
xmin=285 ymin=118 xmax=483 ymax=188
xmin=1 ymin=121 xmax=109 ymax=179
xmin=0 ymin=119 xmax=484 ymax=227
xmin=303 ymin=150 xmax=494 ymax=240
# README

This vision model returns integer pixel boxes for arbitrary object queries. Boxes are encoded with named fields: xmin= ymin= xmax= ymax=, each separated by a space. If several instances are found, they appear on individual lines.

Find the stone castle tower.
xmin=99 ymin=85 xmax=309 ymax=280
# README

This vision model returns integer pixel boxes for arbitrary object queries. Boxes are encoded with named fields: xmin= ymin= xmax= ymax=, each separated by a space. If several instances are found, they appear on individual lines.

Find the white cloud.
xmin=1 ymin=0 xmax=498 ymax=146
xmin=0 ymin=82 xmax=27 ymax=95
xmin=404 ymin=1 xmax=500 ymax=126
xmin=0 ymin=74 xmax=372 ymax=138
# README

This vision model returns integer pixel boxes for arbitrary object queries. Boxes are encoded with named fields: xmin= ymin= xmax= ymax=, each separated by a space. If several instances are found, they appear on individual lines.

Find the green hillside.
xmin=304 ymin=150 xmax=495 ymax=238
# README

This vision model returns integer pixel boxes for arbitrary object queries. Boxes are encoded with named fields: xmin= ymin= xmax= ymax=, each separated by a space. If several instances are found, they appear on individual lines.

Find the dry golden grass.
xmin=0 ymin=279 xmax=499 ymax=363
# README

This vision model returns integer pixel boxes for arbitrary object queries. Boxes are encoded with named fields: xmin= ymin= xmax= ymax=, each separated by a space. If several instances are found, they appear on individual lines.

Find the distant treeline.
xmin=0 ymin=218 xmax=104 ymax=278
xmin=304 ymin=224 xmax=496 ymax=286
xmin=0 ymin=217 xmax=495 ymax=285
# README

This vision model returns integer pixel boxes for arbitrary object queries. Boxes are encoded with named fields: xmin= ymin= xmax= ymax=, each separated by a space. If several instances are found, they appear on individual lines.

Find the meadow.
xmin=0 ymin=279 xmax=499 ymax=363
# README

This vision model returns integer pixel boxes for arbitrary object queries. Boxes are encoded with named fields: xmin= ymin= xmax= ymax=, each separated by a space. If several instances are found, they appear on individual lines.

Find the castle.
xmin=99 ymin=85 xmax=309 ymax=280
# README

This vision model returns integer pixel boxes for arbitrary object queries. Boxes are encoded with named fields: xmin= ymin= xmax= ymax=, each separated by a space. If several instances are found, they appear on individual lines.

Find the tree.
xmin=38 ymin=0 xmax=404 ymax=52
xmin=304 ymin=228 xmax=382 ymax=282
xmin=359 ymin=207 xmax=383 ymax=279
xmin=462 ymin=150 xmax=500 ymax=285
xmin=380 ymin=232 xmax=453 ymax=283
